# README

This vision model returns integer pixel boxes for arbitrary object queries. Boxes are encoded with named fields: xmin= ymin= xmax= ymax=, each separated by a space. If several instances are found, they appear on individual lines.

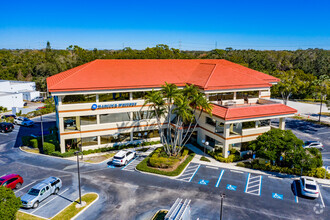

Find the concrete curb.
xmin=150 ymin=209 xmax=168 ymax=220
xmin=18 ymin=146 xmax=76 ymax=162
xmin=71 ymin=193 xmax=99 ymax=220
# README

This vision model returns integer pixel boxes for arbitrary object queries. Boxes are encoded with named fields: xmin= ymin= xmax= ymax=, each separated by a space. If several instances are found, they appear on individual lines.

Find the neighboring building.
xmin=47 ymin=59 xmax=297 ymax=156
xmin=0 ymin=80 xmax=40 ymax=109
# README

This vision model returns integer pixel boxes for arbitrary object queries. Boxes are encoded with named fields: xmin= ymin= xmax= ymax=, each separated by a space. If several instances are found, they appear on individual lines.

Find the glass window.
xmin=100 ymin=135 xmax=114 ymax=144
xmin=236 ymin=91 xmax=259 ymax=99
xmin=206 ymin=117 xmax=216 ymax=126
xmin=256 ymin=119 xmax=270 ymax=127
xmin=215 ymin=121 xmax=224 ymax=133
xmin=132 ymin=111 xmax=154 ymax=121
xmin=80 ymin=115 xmax=97 ymax=126
xmin=64 ymin=117 xmax=77 ymax=131
xmin=133 ymin=131 xmax=145 ymax=141
xmin=100 ymin=113 xmax=131 ymax=123
xmin=116 ymin=133 xmax=131 ymax=142
xmin=99 ymin=92 xmax=130 ymax=102
xmin=242 ymin=121 xmax=256 ymax=129
xmin=205 ymin=135 xmax=215 ymax=148
xmin=65 ymin=138 xmax=79 ymax=151
xmin=81 ymin=136 xmax=98 ymax=147
xmin=62 ymin=94 xmax=96 ymax=104
xmin=133 ymin=92 xmax=146 ymax=100
xmin=209 ymin=93 xmax=234 ymax=101
xmin=147 ymin=130 xmax=160 ymax=138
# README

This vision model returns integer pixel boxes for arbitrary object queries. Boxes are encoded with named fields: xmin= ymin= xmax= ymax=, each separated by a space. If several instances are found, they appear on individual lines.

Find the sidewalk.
xmin=186 ymin=144 xmax=330 ymax=185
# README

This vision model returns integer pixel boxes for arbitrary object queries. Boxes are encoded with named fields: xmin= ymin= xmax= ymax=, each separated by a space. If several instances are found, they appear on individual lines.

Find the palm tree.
xmin=144 ymin=83 xmax=212 ymax=157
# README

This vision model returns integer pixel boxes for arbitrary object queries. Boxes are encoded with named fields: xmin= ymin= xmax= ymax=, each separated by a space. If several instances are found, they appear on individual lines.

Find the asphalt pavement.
xmin=0 ymin=113 xmax=329 ymax=220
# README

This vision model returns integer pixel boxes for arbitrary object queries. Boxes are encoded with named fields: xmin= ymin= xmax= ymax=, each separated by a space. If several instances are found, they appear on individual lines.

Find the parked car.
xmin=23 ymin=102 xmax=27 ymax=106
xmin=1 ymin=114 xmax=16 ymax=119
xmin=31 ymin=96 xmax=44 ymax=102
xmin=14 ymin=117 xmax=34 ymax=127
xmin=0 ymin=174 xmax=24 ymax=189
xmin=299 ymin=176 xmax=320 ymax=198
xmin=0 ymin=122 xmax=14 ymax=133
xmin=303 ymin=141 xmax=324 ymax=150
xmin=21 ymin=177 xmax=62 ymax=209
xmin=112 ymin=150 xmax=136 ymax=166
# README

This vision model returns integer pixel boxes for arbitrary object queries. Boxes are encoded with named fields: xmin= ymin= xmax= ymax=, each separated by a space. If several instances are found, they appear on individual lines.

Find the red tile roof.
xmin=47 ymin=59 xmax=279 ymax=93
xmin=210 ymin=103 xmax=297 ymax=121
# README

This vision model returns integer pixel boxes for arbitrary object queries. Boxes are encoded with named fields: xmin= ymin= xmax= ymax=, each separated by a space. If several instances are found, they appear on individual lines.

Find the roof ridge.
xmin=203 ymin=63 xmax=217 ymax=89
xmin=48 ymin=60 xmax=98 ymax=90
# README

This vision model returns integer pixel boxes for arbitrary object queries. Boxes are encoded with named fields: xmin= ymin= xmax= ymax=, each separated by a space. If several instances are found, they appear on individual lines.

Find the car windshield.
xmin=306 ymin=184 xmax=317 ymax=190
xmin=28 ymin=188 xmax=40 ymax=196
xmin=114 ymin=156 xmax=124 ymax=160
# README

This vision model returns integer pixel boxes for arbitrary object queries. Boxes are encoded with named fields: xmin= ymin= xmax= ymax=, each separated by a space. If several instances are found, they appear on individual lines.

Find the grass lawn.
xmin=16 ymin=211 xmax=44 ymax=220
xmin=136 ymin=147 xmax=195 ymax=176
xmin=83 ymin=153 xmax=115 ymax=163
xmin=51 ymin=193 xmax=98 ymax=220
xmin=20 ymin=146 xmax=40 ymax=154
xmin=200 ymin=156 xmax=211 ymax=162
xmin=152 ymin=210 xmax=168 ymax=220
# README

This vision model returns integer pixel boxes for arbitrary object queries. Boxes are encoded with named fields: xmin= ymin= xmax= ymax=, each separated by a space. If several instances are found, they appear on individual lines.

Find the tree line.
xmin=0 ymin=43 xmax=329 ymax=102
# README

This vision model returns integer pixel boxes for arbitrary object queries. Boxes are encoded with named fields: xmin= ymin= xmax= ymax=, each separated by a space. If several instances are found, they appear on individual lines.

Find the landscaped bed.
xmin=136 ymin=147 xmax=195 ymax=176
xmin=152 ymin=210 xmax=168 ymax=220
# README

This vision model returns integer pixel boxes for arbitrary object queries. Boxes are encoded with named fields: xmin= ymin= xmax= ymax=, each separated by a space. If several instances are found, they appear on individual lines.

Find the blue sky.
xmin=0 ymin=0 xmax=329 ymax=50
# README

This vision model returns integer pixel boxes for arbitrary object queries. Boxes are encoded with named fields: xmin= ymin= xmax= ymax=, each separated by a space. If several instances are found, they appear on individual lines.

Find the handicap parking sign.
xmin=226 ymin=184 xmax=237 ymax=191
xmin=198 ymin=179 xmax=209 ymax=185
xmin=272 ymin=193 xmax=283 ymax=200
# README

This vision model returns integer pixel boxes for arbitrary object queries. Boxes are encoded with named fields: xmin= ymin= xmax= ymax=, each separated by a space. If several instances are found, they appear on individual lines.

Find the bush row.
xmin=49 ymin=140 xmax=161 ymax=158
xmin=236 ymin=161 xmax=330 ymax=179
xmin=208 ymin=148 xmax=242 ymax=163
xmin=136 ymin=151 xmax=196 ymax=176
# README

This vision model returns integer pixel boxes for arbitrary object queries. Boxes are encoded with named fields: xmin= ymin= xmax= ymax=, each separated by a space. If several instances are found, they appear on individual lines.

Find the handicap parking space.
xmin=190 ymin=165 xmax=224 ymax=187
xmin=218 ymin=169 xmax=247 ymax=193
xmin=244 ymin=173 xmax=262 ymax=196
xmin=122 ymin=156 xmax=144 ymax=171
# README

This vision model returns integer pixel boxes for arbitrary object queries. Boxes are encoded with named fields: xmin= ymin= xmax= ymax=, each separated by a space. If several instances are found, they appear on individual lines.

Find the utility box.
xmin=165 ymin=198 xmax=191 ymax=220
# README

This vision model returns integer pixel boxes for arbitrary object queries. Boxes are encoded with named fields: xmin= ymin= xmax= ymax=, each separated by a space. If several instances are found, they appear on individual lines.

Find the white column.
xmin=130 ymin=92 xmax=133 ymax=100
xmin=96 ymin=94 xmax=99 ymax=103
xmin=96 ymin=115 xmax=100 ymax=124
xmin=97 ymin=136 xmax=101 ymax=146
xmin=130 ymin=131 xmax=134 ymax=141
xmin=279 ymin=118 xmax=286 ymax=130
xmin=233 ymin=92 xmax=236 ymax=100
xmin=222 ymin=124 xmax=231 ymax=158
xmin=60 ymin=137 xmax=65 ymax=153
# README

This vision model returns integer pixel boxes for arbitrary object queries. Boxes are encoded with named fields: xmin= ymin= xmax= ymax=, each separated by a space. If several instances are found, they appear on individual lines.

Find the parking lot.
xmin=0 ymin=162 xmax=80 ymax=219
xmin=176 ymin=162 xmax=329 ymax=216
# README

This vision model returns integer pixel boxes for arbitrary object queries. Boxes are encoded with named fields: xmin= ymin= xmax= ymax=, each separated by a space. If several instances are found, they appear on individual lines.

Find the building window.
xmin=215 ymin=122 xmax=224 ymax=134
xmin=133 ymin=92 xmax=147 ymax=100
xmin=133 ymin=111 xmax=154 ymax=121
xmin=256 ymin=119 xmax=270 ymax=127
xmin=81 ymin=136 xmax=98 ymax=147
xmin=100 ymin=135 xmax=114 ymax=145
xmin=133 ymin=131 xmax=145 ymax=141
xmin=206 ymin=117 xmax=216 ymax=126
xmin=80 ymin=115 xmax=97 ymax=126
xmin=100 ymin=112 xmax=131 ymax=123
xmin=62 ymin=94 xmax=96 ymax=104
xmin=99 ymin=92 xmax=130 ymax=102
xmin=242 ymin=121 xmax=256 ymax=129
xmin=209 ymin=93 xmax=234 ymax=101
xmin=147 ymin=130 xmax=160 ymax=138
xmin=116 ymin=133 xmax=131 ymax=142
xmin=230 ymin=123 xmax=242 ymax=135
xmin=64 ymin=117 xmax=77 ymax=131
xmin=205 ymin=135 xmax=215 ymax=148
xmin=65 ymin=138 xmax=79 ymax=151
xmin=236 ymin=91 xmax=259 ymax=99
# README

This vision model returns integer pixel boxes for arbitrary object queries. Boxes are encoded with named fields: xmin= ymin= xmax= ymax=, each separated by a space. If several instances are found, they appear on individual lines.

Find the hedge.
xmin=200 ymin=156 xmax=211 ymax=162
xmin=22 ymin=136 xmax=33 ymax=146
xmin=43 ymin=142 xmax=55 ymax=155
xmin=236 ymin=160 xmax=330 ymax=179
xmin=29 ymin=139 xmax=38 ymax=148
xmin=136 ymin=151 xmax=195 ymax=176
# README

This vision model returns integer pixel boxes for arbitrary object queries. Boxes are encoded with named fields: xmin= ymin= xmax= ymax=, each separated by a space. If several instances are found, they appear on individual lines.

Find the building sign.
xmin=91 ymin=103 xmax=137 ymax=110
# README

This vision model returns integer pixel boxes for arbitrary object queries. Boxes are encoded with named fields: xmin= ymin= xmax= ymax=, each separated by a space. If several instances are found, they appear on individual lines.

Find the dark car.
xmin=1 ymin=114 xmax=16 ymax=119
xmin=0 ymin=174 xmax=24 ymax=189
xmin=0 ymin=122 xmax=14 ymax=133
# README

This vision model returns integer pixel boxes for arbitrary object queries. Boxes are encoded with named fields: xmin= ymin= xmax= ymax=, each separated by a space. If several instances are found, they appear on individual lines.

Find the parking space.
xmin=176 ymin=163 xmax=200 ymax=182
xmin=190 ymin=165 xmax=223 ymax=187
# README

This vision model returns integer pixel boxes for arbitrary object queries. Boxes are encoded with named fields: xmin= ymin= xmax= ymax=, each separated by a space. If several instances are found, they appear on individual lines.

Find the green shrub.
xmin=29 ymin=139 xmax=38 ymax=148
xmin=200 ymin=156 xmax=210 ymax=162
xmin=236 ymin=162 xmax=245 ymax=167
xmin=43 ymin=142 xmax=55 ymax=155
xmin=21 ymin=136 xmax=33 ymax=146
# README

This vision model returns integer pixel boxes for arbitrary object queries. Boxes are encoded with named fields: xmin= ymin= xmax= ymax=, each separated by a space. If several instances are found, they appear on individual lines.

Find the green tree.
xmin=144 ymin=83 xmax=212 ymax=156
xmin=0 ymin=186 xmax=21 ymax=219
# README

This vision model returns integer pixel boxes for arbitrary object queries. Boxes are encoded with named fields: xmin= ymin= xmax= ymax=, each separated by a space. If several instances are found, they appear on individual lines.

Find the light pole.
xmin=202 ymin=140 xmax=209 ymax=157
xmin=40 ymin=114 xmax=44 ymax=148
xmin=220 ymin=193 xmax=226 ymax=220
xmin=74 ymin=149 xmax=83 ymax=204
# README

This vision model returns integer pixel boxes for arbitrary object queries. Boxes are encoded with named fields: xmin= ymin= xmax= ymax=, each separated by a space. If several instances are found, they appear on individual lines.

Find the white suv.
xmin=299 ymin=177 xmax=320 ymax=198
xmin=112 ymin=150 xmax=136 ymax=166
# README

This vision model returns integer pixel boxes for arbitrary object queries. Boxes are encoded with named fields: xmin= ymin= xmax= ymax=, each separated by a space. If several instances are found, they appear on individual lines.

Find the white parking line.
xmin=268 ymin=175 xmax=282 ymax=180
xmin=318 ymin=131 xmax=330 ymax=135
xmin=245 ymin=174 xmax=262 ymax=196
xmin=31 ymin=188 xmax=69 ymax=214
xmin=188 ymin=165 xmax=200 ymax=182
xmin=215 ymin=170 xmax=225 ymax=188
xmin=321 ymin=184 xmax=330 ymax=188
xmin=205 ymin=166 xmax=219 ymax=170
xmin=15 ymin=181 xmax=36 ymax=194
xmin=230 ymin=170 xmax=243 ymax=174
xmin=319 ymin=189 xmax=325 ymax=208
